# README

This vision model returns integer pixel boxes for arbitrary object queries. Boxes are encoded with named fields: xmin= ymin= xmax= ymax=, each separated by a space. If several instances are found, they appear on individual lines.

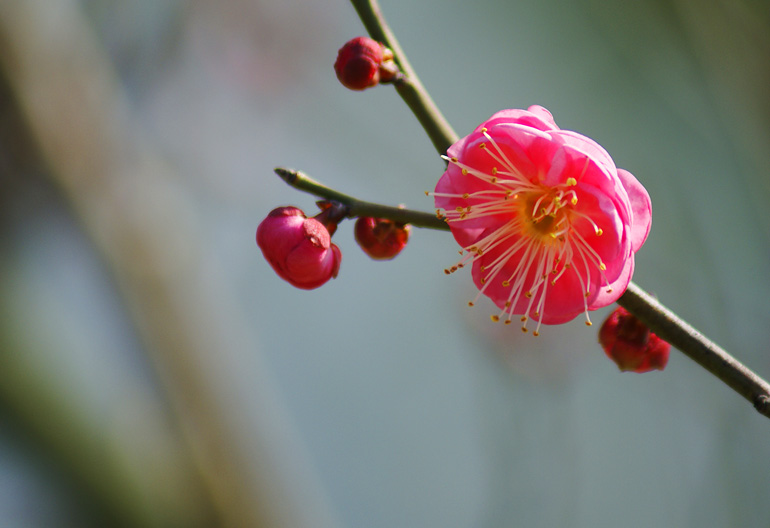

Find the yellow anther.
xmin=468 ymin=301 xmax=474 ymax=307
xmin=462 ymin=193 xmax=469 ymax=199
xmin=491 ymin=315 xmax=500 ymax=322
xmin=424 ymin=191 xmax=429 ymax=196
xmin=462 ymin=169 xmax=468 ymax=175
xmin=533 ymin=331 xmax=540 ymax=337
xmin=504 ymin=320 xmax=512 ymax=325
xmin=524 ymin=291 xmax=533 ymax=298
xmin=481 ymin=127 xmax=488 ymax=133
xmin=520 ymin=316 xmax=527 ymax=322
xmin=566 ymin=177 xmax=577 ymax=186
xmin=585 ymin=321 xmax=593 ymax=326
xmin=479 ymin=143 xmax=486 ymax=149
xmin=502 ymin=280 xmax=510 ymax=287
xmin=521 ymin=327 xmax=528 ymax=333
xmin=571 ymin=197 xmax=578 ymax=205
xmin=596 ymin=228 xmax=603 ymax=236
xmin=451 ymin=157 xmax=458 ymax=163
xmin=599 ymin=263 xmax=606 ymax=271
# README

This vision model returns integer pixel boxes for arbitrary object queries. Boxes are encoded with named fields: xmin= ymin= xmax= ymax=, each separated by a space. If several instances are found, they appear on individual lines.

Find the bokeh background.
xmin=1 ymin=0 xmax=769 ymax=527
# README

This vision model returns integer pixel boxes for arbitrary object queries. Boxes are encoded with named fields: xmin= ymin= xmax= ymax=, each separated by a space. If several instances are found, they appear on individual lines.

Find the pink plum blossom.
xmin=433 ymin=106 xmax=651 ymax=334
xmin=257 ymin=206 xmax=342 ymax=290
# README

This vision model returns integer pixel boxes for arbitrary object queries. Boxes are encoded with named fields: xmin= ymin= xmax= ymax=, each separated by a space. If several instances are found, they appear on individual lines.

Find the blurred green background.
xmin=1 ymin=0 xmax=769 ymax=526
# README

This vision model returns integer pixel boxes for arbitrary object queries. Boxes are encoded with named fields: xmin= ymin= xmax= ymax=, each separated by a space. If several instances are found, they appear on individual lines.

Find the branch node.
xmin=273 ymin=167 xmax=297 ymax=184
xmin=753 ymin=394 xmax=770 ymax=416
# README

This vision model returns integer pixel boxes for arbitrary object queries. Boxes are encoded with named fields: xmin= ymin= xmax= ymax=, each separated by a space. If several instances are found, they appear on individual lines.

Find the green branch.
xmin=327 ymin=0 xmax=770 ymax=420
xmin=275 ymin=165 xmax=770 ymax=420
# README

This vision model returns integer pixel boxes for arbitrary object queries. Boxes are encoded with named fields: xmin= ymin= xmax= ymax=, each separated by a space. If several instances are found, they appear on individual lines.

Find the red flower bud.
xmin=257 ymin=206 xmax=342 ymax=290
xmin=599 ymin=306 xmax=670 ymax=373
xmin=354 ymin=216 xmax=410 ymax=260
xmin=334 ymin=36 xmax=397 ymax=91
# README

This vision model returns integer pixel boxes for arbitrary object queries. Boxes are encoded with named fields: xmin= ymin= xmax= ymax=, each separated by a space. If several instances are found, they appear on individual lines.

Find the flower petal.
xmin=617 ymin=169 xmax=652 ymax=252
xmin=479 ymin=105 xmax=558 ymax=133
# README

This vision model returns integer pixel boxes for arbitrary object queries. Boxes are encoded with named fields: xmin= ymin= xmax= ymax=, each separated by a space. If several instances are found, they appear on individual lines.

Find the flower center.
xmin=530 ymin=213 xmax=556 ymax=235
xmin=523 ymin=190 xmax=567 ymax=241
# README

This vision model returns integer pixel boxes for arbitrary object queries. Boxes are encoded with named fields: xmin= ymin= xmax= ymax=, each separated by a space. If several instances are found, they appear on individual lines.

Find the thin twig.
xmin=349 ymin=0 xmax=458 ymax=155
xmin=275 ymin=165 xmax=770 ymax=419
xmin=275 ymin=167 xmax=447 ymax=229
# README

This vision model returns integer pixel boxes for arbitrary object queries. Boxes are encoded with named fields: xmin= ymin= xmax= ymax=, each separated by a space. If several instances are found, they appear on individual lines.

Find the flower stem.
xmin=349 ymin=0 xmax=458 ymax=155
xmin=274 ymin=166 xmax=770 ymax=419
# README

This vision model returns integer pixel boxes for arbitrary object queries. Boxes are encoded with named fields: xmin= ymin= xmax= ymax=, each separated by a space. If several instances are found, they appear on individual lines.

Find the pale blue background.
xmin=1 ymin=0 xmax=769 ymax=526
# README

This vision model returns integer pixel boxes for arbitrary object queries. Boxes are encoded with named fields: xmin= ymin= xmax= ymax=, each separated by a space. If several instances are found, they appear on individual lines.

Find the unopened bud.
xmin=354 ymin=216 xmax=410 ymax=260
xmin=334 ymin=36 xmax=397 ymax=91
xmin=257 ymin=206 xmax=342 ymax=290
xmin=598 ymin=306 xmax=670 ymax=373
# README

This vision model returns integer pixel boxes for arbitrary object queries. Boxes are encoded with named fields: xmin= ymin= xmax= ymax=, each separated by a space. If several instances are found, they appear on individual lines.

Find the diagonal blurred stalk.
xmin=0 ymin=1 xmax=337 ymax=526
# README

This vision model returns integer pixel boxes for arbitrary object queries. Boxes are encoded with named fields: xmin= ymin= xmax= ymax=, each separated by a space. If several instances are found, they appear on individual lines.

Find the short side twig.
xmin=275 ymin=167 xmax=447 ymax=230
